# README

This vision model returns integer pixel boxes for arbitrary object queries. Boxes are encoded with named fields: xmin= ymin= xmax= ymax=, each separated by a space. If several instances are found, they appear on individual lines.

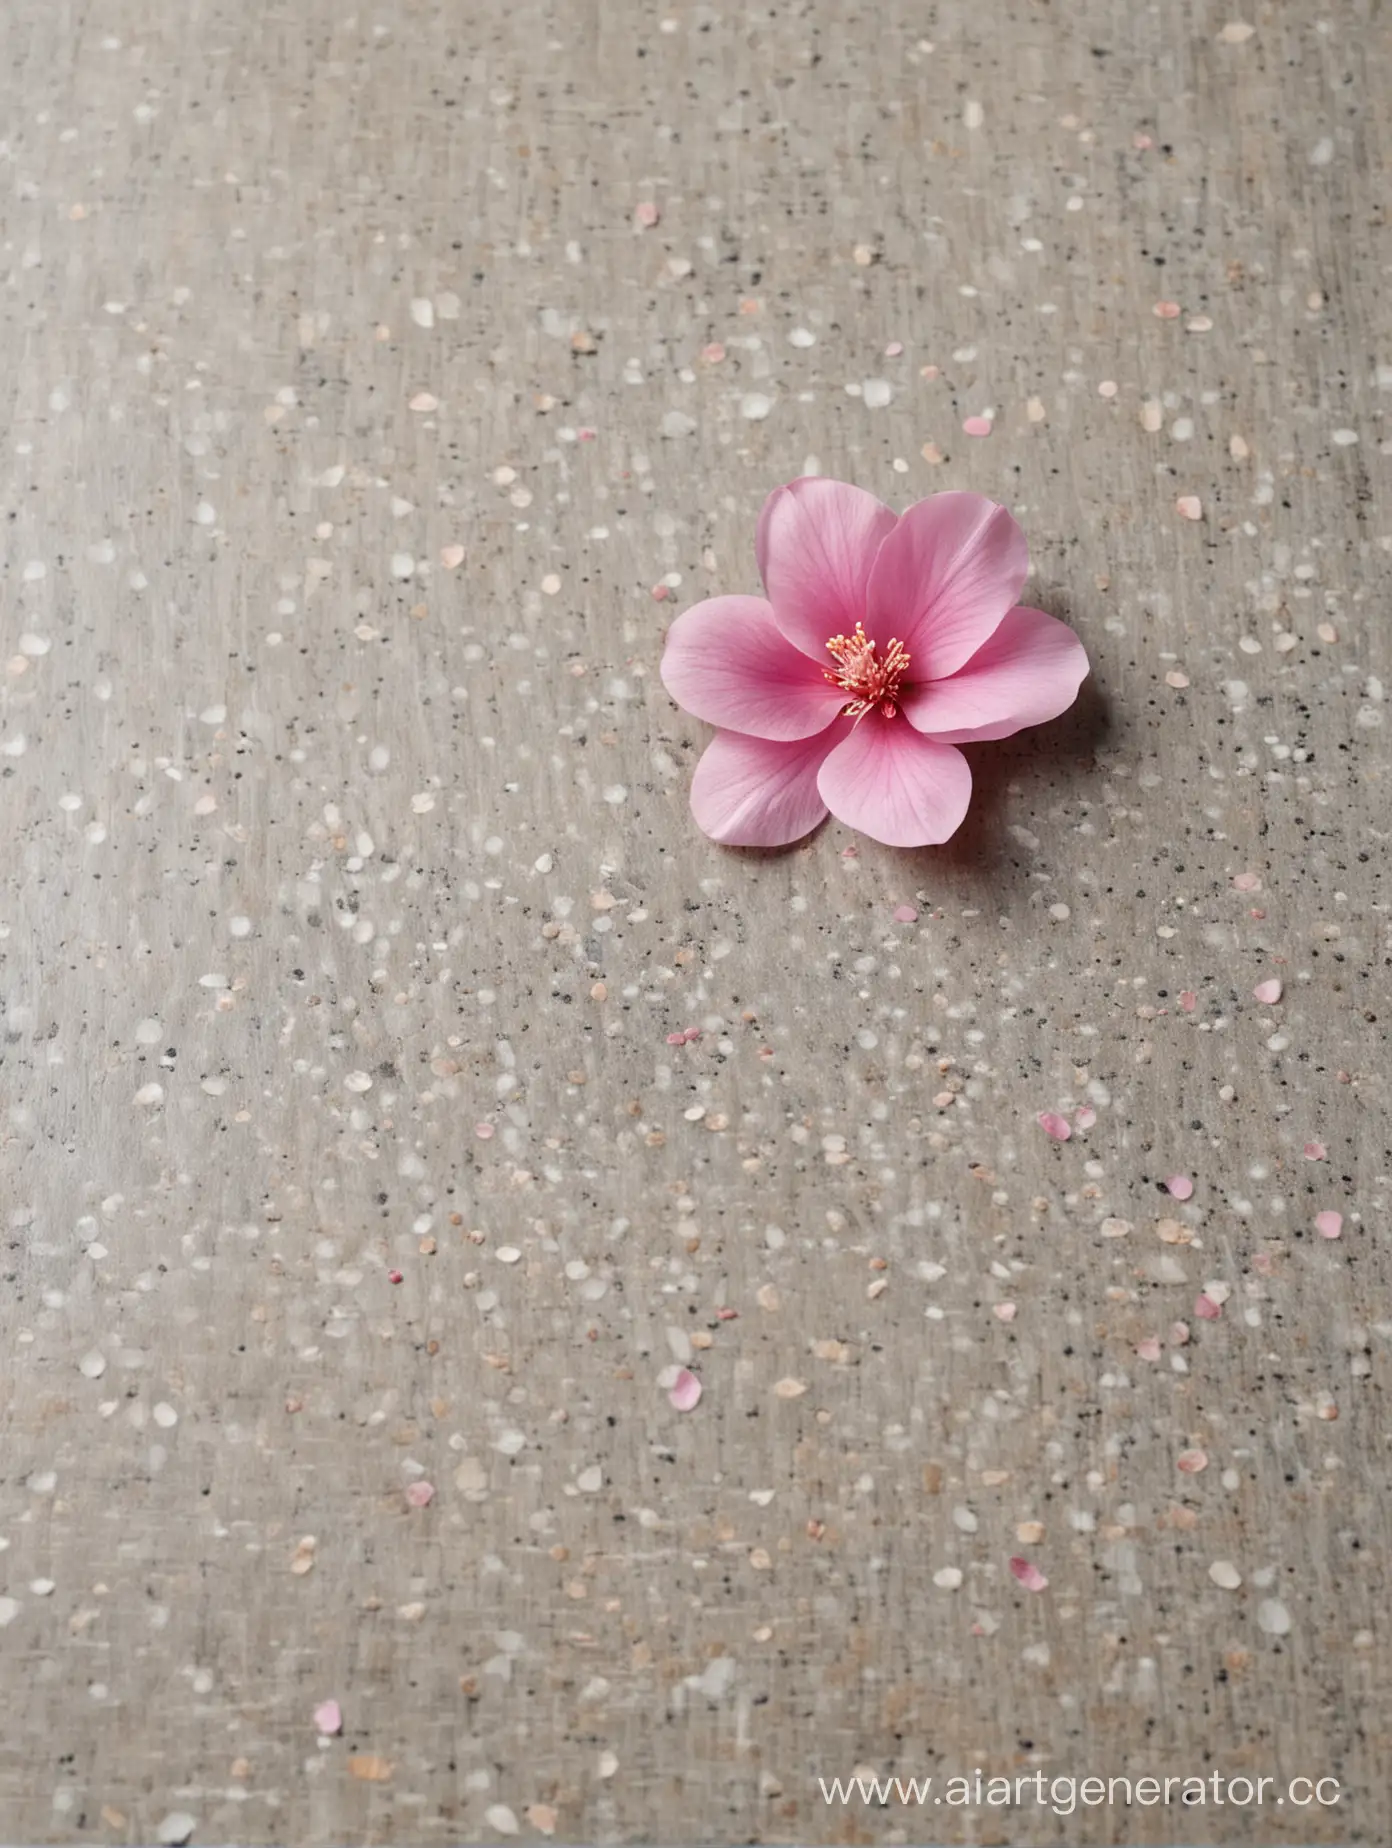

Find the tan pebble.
xmin=773 ymin=1377 xmax=808 ymax=1399
xmin=526 ymin=1805 xmax=558 ymax=1836
xmin=1017 ymin=1520 xmax=1046 ymax=1544
xmin=756 ymin=1284 xmax=780 ymax=1312
xmin=811 ymin=1339 xmax=852 ymax=1364
xmin=348 ymin=1756 xmax=394 ymax=1783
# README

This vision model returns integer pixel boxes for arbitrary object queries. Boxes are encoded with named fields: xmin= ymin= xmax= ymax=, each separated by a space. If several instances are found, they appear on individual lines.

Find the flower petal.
xmin=817 ymin=717 xmax=972 ymax=847
xmin=902 ymin=606 xmax=1089 ymax=741
xmin=661 ymin=594 xmax=846 ymax=740
xmin=866 ymin=491 xmax=1029 ymax=680
xmin=756 ymin=478 xmax=899 ymax=662
xmin=689 ymin=724 xmax=847 ymax=846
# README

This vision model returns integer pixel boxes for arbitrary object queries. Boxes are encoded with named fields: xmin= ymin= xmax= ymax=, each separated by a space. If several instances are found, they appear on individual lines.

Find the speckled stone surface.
xmin=2 ymin=1 xmax=1388 ymax=1843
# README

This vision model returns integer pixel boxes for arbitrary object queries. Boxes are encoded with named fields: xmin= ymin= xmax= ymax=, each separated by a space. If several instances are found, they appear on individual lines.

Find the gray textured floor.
xmin=1 ymin=0 xmax=1388 ymax=1843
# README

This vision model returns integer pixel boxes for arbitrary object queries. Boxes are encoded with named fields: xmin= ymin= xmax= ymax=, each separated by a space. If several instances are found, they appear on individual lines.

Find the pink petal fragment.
xmin=864 ymin=491 xmax=1029 ymax=681
xmin=993 ymin=1302 xmax=1017 ymax=1323
xmin=756 ymin=478 xmax=899 ymax=663
xmin=1176 ymin=1448 xmax=1209 ymax=1474
xmin=816 ymin=718 xmax=972 ymax=847
xmin=1009 ymin=1557 xmax=1049 ymax=1592
xmin=1304 ymin=1141 xmax=1327 ymax=1161
xmin=1315 ymin=1210 xmax=1343 ymax=1240
xmin=962 ymin=415 xmax=993 ymax=437
xmin=661 ymin=595 xmax=846 ymax=741
xmin=1170 ymin=1320 xmax=1191 ymax=1346
xmin=892 ymin=904 xmax=919 ymax=923
xmin=1165 ymin=1174 xmax=1195 ymax=1201
xmin=1179 ymin=990 xmax=1197 ymax=1012
xmin=1037 ymin=1111 xmax=1072 ymax=1142
xmin=668 ymin=1369 xmax=703 ymax=1411
xmin=314 ymin=1700 xmax=343 ymax=1736
xmin=1074 ymin=1106 xmax=1097 ymax=1130
xmin=1232 ymin=872 xmax=1261 ymax=891
xmin=475 ymin=1122 xmax=494 ymax=1140
xmin=405 ymin=1480 xmax=435 ymax=1508
xmin=1253 ymin=978 xmax=1282 ymax=1004
xmin=1136 ymin=1336 xmax=1163 ymax=1362
xmin=1153 ymin=300 xmax=1182 ymax=319
xmin=1194 ymin=1293 xmax=1222 ymax=1321
xmin=900 ymin=606 xmax=1089 ymax=743
xmin=665 ymin=1032 xmax=686 ymax=1046
xmin=1175 ymin=495 xmax=1203 ymax=521
xmin=634 ymin=201 xmax=661 ymax=228
xmin=689 ymin=723 xmax=845 ymax=846
xmin=440 ymin=544 xmax=465 ymax=569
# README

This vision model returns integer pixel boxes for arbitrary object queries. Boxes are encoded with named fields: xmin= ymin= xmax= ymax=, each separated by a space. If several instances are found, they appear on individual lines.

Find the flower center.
xmin=824 ymin=622 xmax=911 ymax=719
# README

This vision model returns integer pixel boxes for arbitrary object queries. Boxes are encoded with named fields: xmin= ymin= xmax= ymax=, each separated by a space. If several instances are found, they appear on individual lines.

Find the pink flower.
xmin=660 ymin=479 xmax=1089 ymax=847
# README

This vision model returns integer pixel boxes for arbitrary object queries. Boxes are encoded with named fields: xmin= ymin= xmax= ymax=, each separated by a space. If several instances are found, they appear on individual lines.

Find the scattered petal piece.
xmin=668 ymin=1368 xmax=703 ymax=1412
xmin=962 ymin=414 xmax=993 ymax=437
xmin=993 ymin=1302 xmax=1017 ymax=1323
xmin=1303 ymin=1141 xmax=1327 ymax=1161
xmin=892 ymin=903 xmax=918 ymax=922
xmin=1315 ymin=1210 xmax=1343 ymax=1240
xmin=634 ymin=201 xmax=661 ymax=228
xmin=1009 ymin=1557 xmax=1049 ymax=1592
xmin=1037 ymin=1111 xmax=1071 ymax=1142
xmin=1253 ymin=978 xmax=1282 ymax=1004
xmin=1232 ymin=871 xmax=1261 ymax=892
xmin=1153 ymin=300 xmax=1182 ymax=319
xmin=1136 ymin=1336 xmax=1163 ymax=1362
xmin=1165 ymin=1174 xmax=1195 ymax=1201
xmin=1194 ymin=1293 xmax=1222 ymax=1321
xmin=1179 ymin=990 xmax=1197 ymax=1012
xmin=1074 ymin=1105 xmax=1097 ymax=1130
xmin=1175 ymin=494 xmax=1203 ymax=521
xmin=314 ymin=1700 xmax=343 ymax=1736
xmin=405 ymin=1480 xmax=435 ymax=1508
xmin=440 ymin=544 xmax=465 ymax=569
xmin=1176 ymin=1448 xmax=1209 ymax=1474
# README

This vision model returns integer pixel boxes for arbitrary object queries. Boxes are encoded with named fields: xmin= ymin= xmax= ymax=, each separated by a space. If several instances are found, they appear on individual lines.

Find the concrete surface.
xmin=1 ymin=0 xmax=1389 ymax=1842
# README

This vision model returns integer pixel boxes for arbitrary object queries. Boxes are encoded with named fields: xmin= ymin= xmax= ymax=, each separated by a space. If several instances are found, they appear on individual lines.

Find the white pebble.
xmin=740 ymin=392 xmax=773 ymax=421
xmin=862 ymin=379 xmax=892 ymax=409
